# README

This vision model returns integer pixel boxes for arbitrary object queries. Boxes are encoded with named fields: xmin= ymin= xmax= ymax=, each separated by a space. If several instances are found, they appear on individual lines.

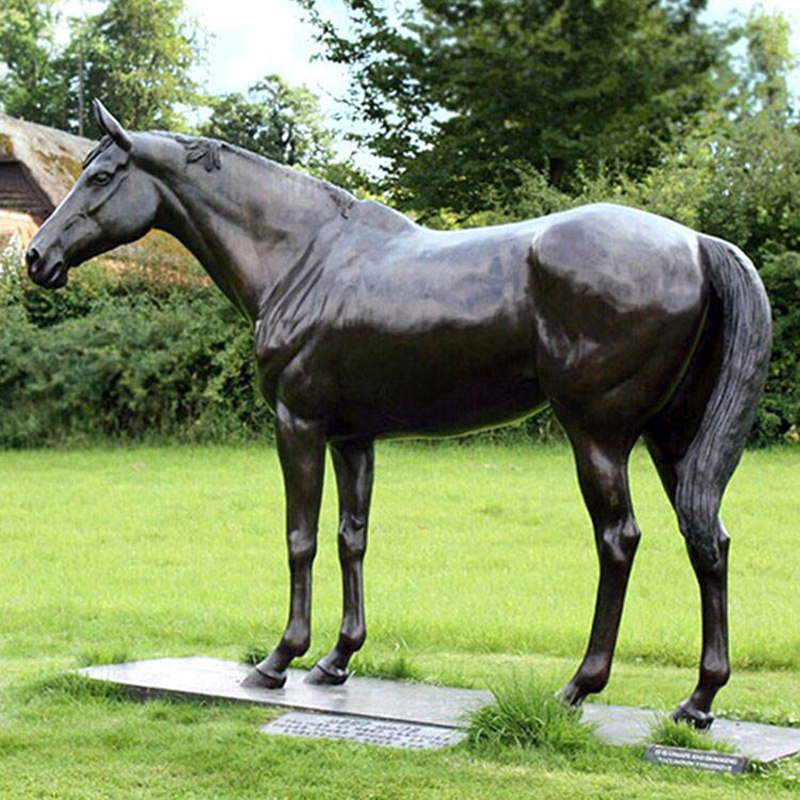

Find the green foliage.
xmin=201 ymin=75 xmax=336 ymax=169
xmin=0 ymin=255 xmax=271 ymax=447
xmin=0 ymin=0 xmax=205 ymax=134
xmin=0 ymin=0 xmax=69 ymax=125
xmin=648 ymin=717 xmax=735 ymax=753
xmin=466 ymin=673 xmax=596 ymax=753
xmin=301 ymin=0 xmax=727 ymax=217
xmin=67 ymin=0 xmax=205 ymax=135
xmin=200 ymin=74 xmax=372 ymax=193
xmin=756 ymin=253 xmax=800 ymax=443
xmin=733 ymin=10 xmax=797 ymax=120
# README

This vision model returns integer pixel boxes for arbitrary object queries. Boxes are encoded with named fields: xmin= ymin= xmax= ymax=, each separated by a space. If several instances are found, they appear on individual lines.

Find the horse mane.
xmin=85 ymin=129 xmax=395 ymax=225
xmin=147 ymin=131 xmax=359 ymax=220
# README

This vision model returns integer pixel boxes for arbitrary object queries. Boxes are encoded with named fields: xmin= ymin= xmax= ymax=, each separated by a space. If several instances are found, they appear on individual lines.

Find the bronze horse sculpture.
xmin=27 ymin=101 xmax=771 ymax=728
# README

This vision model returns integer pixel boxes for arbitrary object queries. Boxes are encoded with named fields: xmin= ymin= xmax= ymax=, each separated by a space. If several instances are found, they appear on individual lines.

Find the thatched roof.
xmin=0 ymin=113 xmax=95 ymax=211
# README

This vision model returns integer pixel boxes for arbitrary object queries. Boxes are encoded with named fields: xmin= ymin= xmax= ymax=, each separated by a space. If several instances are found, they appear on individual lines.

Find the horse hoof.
xmin=671 ymin=701 xmax=715 ymax=730
xmin=557 ymin=682 xmax=584 ymax=708
xmin=304 ymin=662 xmax=350 ymax=686
xmin=241 ymin=665 xmax=286 ymax=690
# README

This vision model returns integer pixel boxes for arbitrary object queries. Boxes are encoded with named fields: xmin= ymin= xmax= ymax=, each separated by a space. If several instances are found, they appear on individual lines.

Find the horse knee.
xmin=287 ymin=528 xmax=317 ymax=568
xmin=338 ymin=514 xmax=367 ymax=561
xmin=573 ymin=655 xmax=611 ymax=696
xmin=599 ymin=518 xmax=641 ymax=566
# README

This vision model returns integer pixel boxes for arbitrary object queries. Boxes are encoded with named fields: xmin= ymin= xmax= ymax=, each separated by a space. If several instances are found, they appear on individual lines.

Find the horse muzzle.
xmin=26 ymin=245 xmax=69 ymax=289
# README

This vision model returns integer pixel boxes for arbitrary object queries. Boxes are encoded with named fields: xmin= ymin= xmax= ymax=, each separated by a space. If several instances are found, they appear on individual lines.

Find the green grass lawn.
xmin=0 ymin=442 xmax=798 ymax=798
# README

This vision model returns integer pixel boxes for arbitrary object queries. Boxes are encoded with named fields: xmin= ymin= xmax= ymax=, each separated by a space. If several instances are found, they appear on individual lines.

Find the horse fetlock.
xmin=573 ymin=654 xmax=612 ymax=695
xmin=280 ymin=637 xmax=310 ymax=658
xmin=338 ymin=625 xmax=366 ymax=653
xmin=700 ymin=660 xmax=730 ymax=690
xmin=577 ymin=669 xmax=610 ymax=697
xmin=561 ymin=668 xmax=609 ymax=707
xmin=280 ymin=627 xmax=311 ymax=657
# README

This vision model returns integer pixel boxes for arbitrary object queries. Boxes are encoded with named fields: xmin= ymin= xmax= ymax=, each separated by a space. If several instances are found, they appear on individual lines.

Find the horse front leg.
xmin=242 ymin=403 xmax=325 ymax=689
xmin=306 ymin=438 xmax=375 ymax=685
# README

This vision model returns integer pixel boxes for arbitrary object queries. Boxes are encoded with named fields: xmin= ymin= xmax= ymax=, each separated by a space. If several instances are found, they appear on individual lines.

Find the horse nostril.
xmin=26 ymin=247 xmax=40 ymax=271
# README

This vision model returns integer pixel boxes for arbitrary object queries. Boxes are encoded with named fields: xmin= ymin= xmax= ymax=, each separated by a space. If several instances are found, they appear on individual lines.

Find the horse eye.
xmin=90 ymin=171 xmax=113 ymax=187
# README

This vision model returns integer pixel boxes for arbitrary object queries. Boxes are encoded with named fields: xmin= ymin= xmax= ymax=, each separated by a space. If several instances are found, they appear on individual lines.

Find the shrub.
xmin=753 ymin=252 xmax=800 ymax=444
xmin=0 ymin=254 xmax=272 ymax=447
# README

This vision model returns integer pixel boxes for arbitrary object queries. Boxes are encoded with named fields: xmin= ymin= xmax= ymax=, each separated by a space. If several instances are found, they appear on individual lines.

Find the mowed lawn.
xmin=0 ymin=442 xmax=798 ymax=798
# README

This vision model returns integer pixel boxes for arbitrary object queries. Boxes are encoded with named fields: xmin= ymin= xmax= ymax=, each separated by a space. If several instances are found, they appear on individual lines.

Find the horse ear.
xmin=92 ymin=99 xmax=133 ymax=152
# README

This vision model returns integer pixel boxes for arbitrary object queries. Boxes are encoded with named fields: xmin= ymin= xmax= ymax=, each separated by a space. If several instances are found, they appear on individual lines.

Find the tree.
xmin=201 ymin=75 xmax=336 ymax=169
xmin=299 ymin=0 xmax=729 ymax=217
xmin=0 ymin=0 xmax=204 ymax=135
xmin=0 ymin=0 xmax=69 ymax=126
xmin=580 ymin=11 xmax=800 ymax=263
xmin=68 ymin=0 xmax=204 ymax=135
xmin=732 ymin=9 xmax=797 ymax=121
xmin=200 ymin=75 xmax=372 ymax=192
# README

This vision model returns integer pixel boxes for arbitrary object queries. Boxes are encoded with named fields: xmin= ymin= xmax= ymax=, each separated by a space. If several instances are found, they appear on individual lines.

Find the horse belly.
xmin=331 ymin=377 xmax=546 ymax=441
xmin=324 ymin=324 xmax=544 ymax=440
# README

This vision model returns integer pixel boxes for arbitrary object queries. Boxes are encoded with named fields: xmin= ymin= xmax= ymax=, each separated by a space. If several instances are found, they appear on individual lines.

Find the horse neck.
xmin=152 ymin=142 xmax=350 ymax=320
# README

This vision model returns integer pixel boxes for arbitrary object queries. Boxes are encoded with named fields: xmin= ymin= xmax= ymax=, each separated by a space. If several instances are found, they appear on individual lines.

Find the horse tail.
xmin=674 ymin=236 xmax=772 ymax=560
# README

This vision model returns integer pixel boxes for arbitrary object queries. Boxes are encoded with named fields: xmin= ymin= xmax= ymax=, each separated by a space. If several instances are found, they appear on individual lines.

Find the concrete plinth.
xmin=77 ymin=657 xmax=800 ymax=761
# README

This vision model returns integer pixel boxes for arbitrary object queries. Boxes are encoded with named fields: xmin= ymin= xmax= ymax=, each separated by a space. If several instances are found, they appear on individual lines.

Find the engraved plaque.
xmin=262 ymin=711 xmax=466 ymax=750
xmin=646 ymin=745 xmax=749 ymax=774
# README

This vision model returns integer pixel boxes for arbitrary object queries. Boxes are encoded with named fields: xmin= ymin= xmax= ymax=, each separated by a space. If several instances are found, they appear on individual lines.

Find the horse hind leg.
xmin=560 ymin=429 xmax=641 ymax=706
xmin=645 ymin=426 xmax=731 ymax=729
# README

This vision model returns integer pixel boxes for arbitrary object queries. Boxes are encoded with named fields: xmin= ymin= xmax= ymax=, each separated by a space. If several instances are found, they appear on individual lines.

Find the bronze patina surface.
xmin=28 ymin=101 xmax=772 ymax=728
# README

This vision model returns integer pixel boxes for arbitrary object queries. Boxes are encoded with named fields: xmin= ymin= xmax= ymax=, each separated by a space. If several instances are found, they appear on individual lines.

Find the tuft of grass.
xmin=76 ymin=649 xmax=131 ymax=668
xmin=466 ymin=673 xmax=597 ymax=754
xmin=649 ymin=716 xmax=736 ymax=753
xmin=351 ymin=645 xmax=421 ymax=682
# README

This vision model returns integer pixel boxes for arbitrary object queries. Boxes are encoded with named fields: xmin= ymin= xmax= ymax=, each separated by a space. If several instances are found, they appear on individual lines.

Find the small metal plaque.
xmin=646 ymin=745 xmax=749 ymax=774
xmin=262 ymin=711 xmax=466 ymax=750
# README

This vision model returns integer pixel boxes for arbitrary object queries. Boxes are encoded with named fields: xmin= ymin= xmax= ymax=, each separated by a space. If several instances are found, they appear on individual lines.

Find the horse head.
xmin=27 ymin=100 xmax=161 ymax=288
